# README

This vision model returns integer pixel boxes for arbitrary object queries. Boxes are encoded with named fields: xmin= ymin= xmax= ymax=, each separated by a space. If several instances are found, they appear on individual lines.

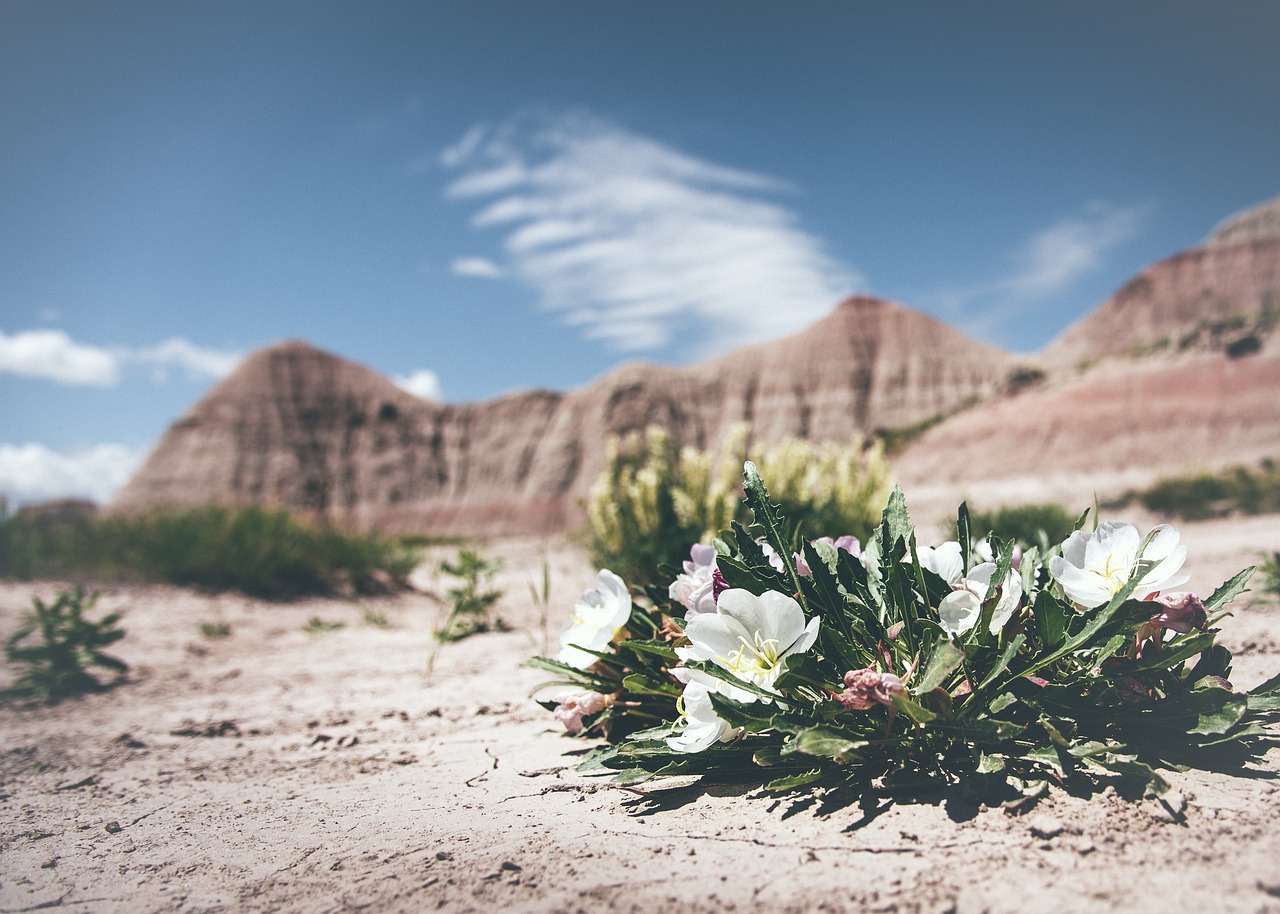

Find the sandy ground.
xmin=2 ymin=518 xmax=1280 ymax=914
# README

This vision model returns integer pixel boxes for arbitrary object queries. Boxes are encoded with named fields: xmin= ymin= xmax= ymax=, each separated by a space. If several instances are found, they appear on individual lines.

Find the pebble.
xmin=1028 ymin=815 xmax=1065 ymax=840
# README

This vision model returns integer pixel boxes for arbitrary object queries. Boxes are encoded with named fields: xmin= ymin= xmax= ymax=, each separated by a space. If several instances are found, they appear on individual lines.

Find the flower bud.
xmin=1150 ymin=592 xmax=1207 ymax=633
xmin=553 ymin=690 xmax=611 ymax=735
xmin=835 ymin=668 xmax=905 ymax=710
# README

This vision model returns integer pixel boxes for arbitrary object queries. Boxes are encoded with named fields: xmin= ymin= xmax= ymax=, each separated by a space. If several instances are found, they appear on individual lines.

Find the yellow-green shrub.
xmin=585 ymin=423 xmax=892 ymax=586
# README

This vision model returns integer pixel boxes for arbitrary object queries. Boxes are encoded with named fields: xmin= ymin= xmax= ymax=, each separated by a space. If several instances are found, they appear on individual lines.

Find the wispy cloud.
xmin=0 ymin=329 xmax=243 ymax=386
xmin=132 ymin=338 xmax=243 ymax=382
xmin=393 ymin=369 xmax=443 ymax=401
xmin=443 ymin=112 xmax=860 ymax=358
xmin=450 ymin=256 xmax=505 ymax=279
xmin=0 ymin=442 xmax=147 ymax=506
xmin=933 ymin=202 xmax=1149 ymax=344
xmin=1000 ymin=203 xmax=1147 ymax=300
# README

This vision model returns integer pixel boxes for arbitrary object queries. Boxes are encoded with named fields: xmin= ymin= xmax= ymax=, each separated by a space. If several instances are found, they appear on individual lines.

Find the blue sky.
xmin=2 ymin=1 xmax=1278 ymax=505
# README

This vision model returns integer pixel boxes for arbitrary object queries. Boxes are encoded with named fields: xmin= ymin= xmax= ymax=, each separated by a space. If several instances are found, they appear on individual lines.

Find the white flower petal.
xmin=939 ymin=590 xmax=981 ymax=638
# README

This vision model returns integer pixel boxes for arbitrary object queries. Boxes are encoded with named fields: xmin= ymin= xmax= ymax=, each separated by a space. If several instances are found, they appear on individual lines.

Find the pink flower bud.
xmin=553 ymin=690 xmax=610 ymax=735
xmin=835 ymin=668 xmax=905 ymax=710
xmin=1150 ymin=592 xmax=1207 ymax=633
xmin=711 ymin=568 xmax=729 ymax=602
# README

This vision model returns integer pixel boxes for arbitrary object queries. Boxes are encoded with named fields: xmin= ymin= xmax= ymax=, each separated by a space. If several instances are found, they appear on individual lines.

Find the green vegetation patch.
xmin=1108 ymin=460 xmax=1280 ymax=522
xmin=5 ymin=587 xmax=128 ymax=702
xmin=967 ymin=503 xmax=1079 ymax=551
xmin=0 ymin=504 xmax=422 ymax=599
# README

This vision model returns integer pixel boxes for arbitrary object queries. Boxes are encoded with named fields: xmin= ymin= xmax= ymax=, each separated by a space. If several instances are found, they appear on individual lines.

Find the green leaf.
xmin=764 ymin=769 xmax=825 ymax=792
xmin=956 ymin=502 xmax=971 ymax=577
xmin=715 ymin=555 xmax=772 ymax=596
xmin=792 ymin=727 xmax=868 ymax=761
xmin=1203 ymin=566 xmax=1255 ymax=616
xmin=1121 ymin=631 xmax=1217 ymax=673
xmin=976 ymin=751 xmax=1005 ymax=773
xmin=1187 ymin=686 xmax=1249 ymax=737
xmin=1093 ymin=757 xmax=1169 ymax=796
xmin=977 ymin=634 xmax=1026 ymax=692
xmin=889 ymin=692 xmax=936 ymax=725
xmin=741 ymin=460 xmax=805 ymax=604
xmin=525 ymin=655 xmax=615 ymax=688
xmin=914 ymin=638 xmax=965 ymax=695
xmin=684 ymin=661 xmax=779 ymax=702
xmin=621 ymin=673 xmax=681 ymax=698
xmin=617 ymin=639 xmax=679 ymax=662
xmin=881 ymin=486 xmax=913 ymax=546
xmin=926 ymin=716 xmax=1023 ymax=743
xmin=1246 ymin=692 xmax=1280 ymax=713
xmin=1032 ymin=590 xmax=1066 ymax=651
xmin=1020 ymin=576 xmax=1141 ymax=679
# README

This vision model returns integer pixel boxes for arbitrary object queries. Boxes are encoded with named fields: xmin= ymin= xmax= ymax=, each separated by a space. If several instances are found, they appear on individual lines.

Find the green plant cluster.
xmin=435 ymin=550 xmax=507 ymax=643
xmin=585 ymin=423 xmax=891 ymax=587
xmin=1108 ymin=460 xmax=1280 ymax=521
xmin=534 ymin=465 xmax=1280 ymax=803
xmin=5 ymin=587 xmax=127 ymax=701
xmin=0 ymin=505 xmax=421 ymax=599
xmin=967 ymin=503 xmax=1079 ymax=552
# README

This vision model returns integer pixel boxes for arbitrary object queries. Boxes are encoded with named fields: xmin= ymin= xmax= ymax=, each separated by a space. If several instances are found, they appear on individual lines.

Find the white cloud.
xmin=393 ymin=369 xmax=443 ymax=401
xmin=1000 ymin=203 xmax=1147 ymax=300
xmin=130 ymin=338 xmax=243 ymax=381
xmin=450 ymin=256 xmax=505 ymax=279
xmin=0 ymin=328 xmax=120 ymax=386
xmin=0 ymin=328 xmax=242 ymax=386
xmin=443 ymin=112 xmax=860 ymax=357
xmin=0 ymin=442 xmax=147 ymax=507
xmin=933 ymin=202 xmax=1150 ymax=344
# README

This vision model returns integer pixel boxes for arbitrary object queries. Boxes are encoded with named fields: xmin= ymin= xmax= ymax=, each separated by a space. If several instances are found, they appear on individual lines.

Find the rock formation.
xmin=114 ymin=195 xmax=1280 ymax=535
xmin=113 ymin=297 xmax=1015 ymax=535
xmin=895 ymin=195 xmax=1280 ymax=520
xmin=1043 ymin=196 xmax=1280 ymax=367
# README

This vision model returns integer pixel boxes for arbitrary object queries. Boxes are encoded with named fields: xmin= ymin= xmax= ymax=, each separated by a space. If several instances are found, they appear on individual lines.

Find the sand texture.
xmin=3 ymin=521 xmax=1280 ymax=914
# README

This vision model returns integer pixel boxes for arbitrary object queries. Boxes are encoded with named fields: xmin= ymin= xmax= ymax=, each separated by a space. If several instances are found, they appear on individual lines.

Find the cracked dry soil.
xmin=2 ymin=524 xmax=1279 ymax=914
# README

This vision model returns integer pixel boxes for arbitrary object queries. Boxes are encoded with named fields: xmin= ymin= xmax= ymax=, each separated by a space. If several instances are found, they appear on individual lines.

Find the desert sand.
xmin=2 ymin=514 xmax=1279 ymax=914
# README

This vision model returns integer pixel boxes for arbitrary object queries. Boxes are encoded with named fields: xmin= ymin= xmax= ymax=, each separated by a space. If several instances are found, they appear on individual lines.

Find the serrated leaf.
xmin=793 ymin=727 xmax=867 ymax=761
xmin=1094 ymin=757 xmax=1169 ymax=796
xmin=977 ymin=634 xmax=1025 ymax=692
xmin=915 ymin=638 xmax=965 ymax=694
xmin=927 ymin=716 xmax=1023 ymax=743
xmin=976 ymin=751 xmax=1005 ymax=773
xmin=621 ymin=673 xmax=681 ymax=698
xmin=741 ymin=461 xmax=804 ymax=602
xmin=889 ymin=692 xmax=936 ymax=725
xmin=617 ymin=639 xmax=679 ymax=662
xmin=1122 ymin=631 xmax=1217 ymax=673
xmin=1203 ymin=567 xmax=1255 ymax=616
xmin=1188 ymin=688 xmax=1248 ymax=736
xmin=764 ymin=769 xmax=825 ymax=792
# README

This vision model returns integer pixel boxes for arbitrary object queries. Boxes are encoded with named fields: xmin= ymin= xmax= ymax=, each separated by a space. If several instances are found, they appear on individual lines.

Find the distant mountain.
xmin=113 ymin=298 xmax=1015 ymax=534
xmin=1043 ymin=195 xmax=1280 ymax=367
xmin=115 ymin=196 xmax=1280 ymax=534
xmin=894 ymin=194 xmax=1280 ymax=518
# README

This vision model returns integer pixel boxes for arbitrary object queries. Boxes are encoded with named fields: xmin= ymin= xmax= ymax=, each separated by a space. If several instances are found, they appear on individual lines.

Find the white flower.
xmin=1049 ymin=522 xmax=1188 ymax=609
xmin=937 ymin=562 xmax=1024 ymax=638
xmin=666 ymin=679 xmax=741 ymax=753
xmin=915 ymin=541 xmax=964 ymax=585
xmin=557 ymin=569 xmax=631 ymax=669
xmin=677 ymin=589 xmax=820 ymax=693
xmin=668 ymin=543 xmax=718 ymax=617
